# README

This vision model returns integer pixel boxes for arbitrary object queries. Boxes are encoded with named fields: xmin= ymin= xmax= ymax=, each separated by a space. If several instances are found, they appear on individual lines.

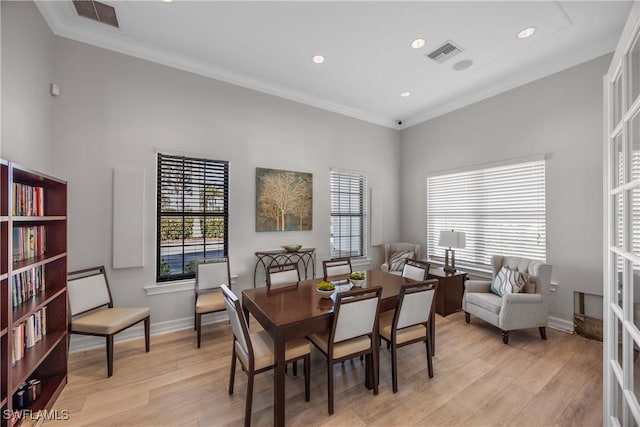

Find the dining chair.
xmin=266 ymin=262 xmax=300 ymax=289
xmin=379 ymin=279 xmax=438 ymax=392
xmin=194 ymin=257 xmax=231 ymax=348
xmin=401 ymin=258 xmax=430 ymax=281
xmin=222 ymin=285 xmax=311 ymax=427
xmin=308 ymin=286 xmax=382 ymax=415
xmin=68 ymin=266 xmax=150 ymax=377
xmin=322 ymin=257 xmax=352 ymax=279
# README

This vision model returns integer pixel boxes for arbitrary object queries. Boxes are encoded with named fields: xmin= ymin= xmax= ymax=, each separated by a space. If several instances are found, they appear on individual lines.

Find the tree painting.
xmin=256 ymin=168 xmax=312 ymax=231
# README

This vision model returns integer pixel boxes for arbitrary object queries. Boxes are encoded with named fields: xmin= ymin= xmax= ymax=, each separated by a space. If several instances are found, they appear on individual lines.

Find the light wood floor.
xmin=48 ymin=311 xmax=602 ymax=426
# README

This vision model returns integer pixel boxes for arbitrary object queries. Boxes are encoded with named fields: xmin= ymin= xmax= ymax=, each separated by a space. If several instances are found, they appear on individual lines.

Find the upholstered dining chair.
xmin=379 ymin=280 xmax=438 ymax=392
xmin=68 ymin=266 xmax=150 ymax=377
xmin=322 ymin=257 xmax=352 ymax=279
xmin=194 ymin=258 xmax=231 ymax=348
xmin=222 ymin=285 xmax=310 ymax=427
xmin=380 ymin=243 xmax=421 ymax=275
xmin=266 ymin=262 xmax=300 ymax=289
xmin=401 ymin=259 xmax=430 ymax=281
xmin=309 ymin=286 xmax=382 ymax=415
xmin=463 ymin=255 xmax=552 ymax=344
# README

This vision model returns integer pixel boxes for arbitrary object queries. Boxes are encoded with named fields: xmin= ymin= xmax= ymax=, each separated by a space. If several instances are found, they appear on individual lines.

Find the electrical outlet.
xmin=550 ymin=282 xmax=558 ymax=292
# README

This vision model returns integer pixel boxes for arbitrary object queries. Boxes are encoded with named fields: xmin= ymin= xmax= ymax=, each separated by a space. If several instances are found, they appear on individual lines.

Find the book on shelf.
xmin=13 ymin=183 xmax=44 ymax=216
xmin=11 ymin=265 xmax=46 ymax=307
xmin=11 ymin=307 xmax=48 ymax=365
xmin=12 ymin=226 xmax=46 ymax=262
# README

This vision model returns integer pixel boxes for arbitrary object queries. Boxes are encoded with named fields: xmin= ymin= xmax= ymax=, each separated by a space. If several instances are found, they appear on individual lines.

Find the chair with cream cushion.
xmin=379 ymin=280 xmax=438 ymax=392
xmin=68 ymin=266 xmax=150 ymax=378
xmin=380 ymin=243 xmax=421 ymax=275
xmin=401 ymin=258 xmax=430 ymax=281
xmin=266 ymin=262 xmax=300 ymax=289
xmin=323 ymin=257 xmax=352 ymax=279
xmin=462 ymin=255 xmax=552 ymax=344
xmin=309 ymin=286 xmax=382 ymax=415
xmin=222 ymin=285 xmax=310 ymax=427
xmin=194 ymin=258 xmax=231 ymax=348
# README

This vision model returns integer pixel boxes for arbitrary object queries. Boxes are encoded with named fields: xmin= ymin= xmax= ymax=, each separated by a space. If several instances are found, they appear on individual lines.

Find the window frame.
xmin=156 ymin=152 xmax=229 ymax=282
xmin=329 ymin=169 xmax=368 ymax=259
xmin=426 ymin=157 xmax=546 ymax=272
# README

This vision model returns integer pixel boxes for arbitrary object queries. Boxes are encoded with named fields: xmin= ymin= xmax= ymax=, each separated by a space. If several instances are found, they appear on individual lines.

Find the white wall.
xmin=1 ymin=1 xmax=55 ymax=173
xmin=400 ymin=54 xmax=610 ymax=325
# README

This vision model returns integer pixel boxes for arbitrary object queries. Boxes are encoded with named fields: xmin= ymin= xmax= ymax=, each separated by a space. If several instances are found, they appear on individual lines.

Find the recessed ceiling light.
xmin=410 ymin=38 xmax=426 ymax=49
xmin=162 ymin=0 xmax=173 ymax=3
xmin=517 ymin=26 xmax=536 ymax=39
xmin=400 ymin=91 xmax=411 ymax=98
xmin=452 ymin=59 xmax=473 ymax=71
xmin=312 ymin=55 xmax=325 ymax=64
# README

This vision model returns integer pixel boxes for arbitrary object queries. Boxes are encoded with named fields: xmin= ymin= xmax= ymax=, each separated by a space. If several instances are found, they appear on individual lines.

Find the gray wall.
xmin=400 ymin=54 xmax=609 ymax=325
xmin=1 ymin=1 xmax=55 ymax=174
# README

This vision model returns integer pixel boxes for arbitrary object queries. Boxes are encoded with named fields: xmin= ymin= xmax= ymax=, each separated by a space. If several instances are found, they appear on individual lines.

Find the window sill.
xmin=144 ymin=274 xmax=238 ymax=296
xmin=352 ymin=258 xmax=373 ymax=268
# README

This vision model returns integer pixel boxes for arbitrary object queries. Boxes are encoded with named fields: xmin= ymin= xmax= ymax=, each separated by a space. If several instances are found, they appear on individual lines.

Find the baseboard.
xmin=69 ymin=312 xmax=229 ymax=353
xmin=548 ymin=315 xmax=574 ymax=333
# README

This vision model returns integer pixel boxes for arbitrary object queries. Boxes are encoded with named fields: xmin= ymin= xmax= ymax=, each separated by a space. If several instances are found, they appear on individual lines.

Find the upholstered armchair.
xmin=462 ymin=255 xmax=552 ymax=344
xmin=380 ymin=243 xmax=421 ymax=275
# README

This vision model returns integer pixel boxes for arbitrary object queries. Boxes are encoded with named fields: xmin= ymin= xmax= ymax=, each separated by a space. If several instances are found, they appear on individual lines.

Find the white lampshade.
xmin=438 ymin=230 xmax=466 ymax=249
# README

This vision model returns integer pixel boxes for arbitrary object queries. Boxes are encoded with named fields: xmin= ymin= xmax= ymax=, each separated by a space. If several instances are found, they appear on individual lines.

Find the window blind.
xmin=330 ymin=170 xmax=367 ymax=258
xmin=426 ymin=159 xmax=546 ymax=270
xmin=157 ymin=153 xmax=229 ymax=282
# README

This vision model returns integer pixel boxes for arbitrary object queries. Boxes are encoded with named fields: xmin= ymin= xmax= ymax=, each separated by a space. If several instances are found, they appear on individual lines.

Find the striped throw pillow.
xmin=490 ymin=267 xmax=526 ymax=296
xmin=390 ymin=251 xmax=414 ymax=271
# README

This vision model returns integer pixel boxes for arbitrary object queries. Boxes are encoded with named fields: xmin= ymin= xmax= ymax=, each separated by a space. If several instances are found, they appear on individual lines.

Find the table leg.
xmin=274 ymin=330 xmax=286 ymax=427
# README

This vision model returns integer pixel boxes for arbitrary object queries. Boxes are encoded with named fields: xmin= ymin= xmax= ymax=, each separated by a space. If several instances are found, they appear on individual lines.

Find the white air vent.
xmin=426 ymin=41 xmax=463 ymax=64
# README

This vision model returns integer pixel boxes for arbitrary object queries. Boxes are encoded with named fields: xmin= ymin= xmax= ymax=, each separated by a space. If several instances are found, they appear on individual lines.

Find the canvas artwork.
xmin=256 ymin=167 xmax=313 ymax=231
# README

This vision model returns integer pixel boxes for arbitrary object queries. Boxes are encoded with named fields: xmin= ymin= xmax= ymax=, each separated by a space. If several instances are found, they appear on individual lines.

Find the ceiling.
xmin=35 ymin=1 xmax=632 ymax=129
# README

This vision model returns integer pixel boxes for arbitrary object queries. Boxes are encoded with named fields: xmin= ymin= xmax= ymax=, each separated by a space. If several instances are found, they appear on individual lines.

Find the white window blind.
xmin=426 ymin=159 xmax=546 ymax=270
xmin=330 ymin=170 xmax=367 ymax=258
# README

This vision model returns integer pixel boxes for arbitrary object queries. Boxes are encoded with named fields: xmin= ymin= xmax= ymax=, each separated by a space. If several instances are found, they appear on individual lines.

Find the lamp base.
xmin=443 ymin=248 xmax=456 ymax=273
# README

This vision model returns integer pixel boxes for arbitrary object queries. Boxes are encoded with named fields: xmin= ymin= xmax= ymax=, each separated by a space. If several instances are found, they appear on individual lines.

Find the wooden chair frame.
xmin=322 ymin=257 xmax=352 ymax=280
xmin=380 ymin=279 xmax=438 ymax=392
xmin=401 ymin=258 xmax=431 ymax=281
xmin=266 ymin=262 xmax=300 ymax=289
xmin=194 ymin=257 xmax=231 ymax=348
xmin=68 ymin=266 xmax=150 ymax=377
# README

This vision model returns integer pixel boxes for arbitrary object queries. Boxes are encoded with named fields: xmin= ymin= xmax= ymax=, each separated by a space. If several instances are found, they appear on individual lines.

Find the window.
xmin=157 ymin=153 xmax=229 ymax=282
xmin=330 ymin=169 xmax=367 ymax=258
xmin=426 ymin=158 xmax=546 ymax=271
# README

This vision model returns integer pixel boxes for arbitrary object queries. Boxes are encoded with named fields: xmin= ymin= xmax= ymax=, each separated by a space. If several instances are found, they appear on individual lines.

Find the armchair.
xmin=380 ymin=243 xmax=421 ymax=275
xmin=462 ymin=255 xmax=552 ymax=344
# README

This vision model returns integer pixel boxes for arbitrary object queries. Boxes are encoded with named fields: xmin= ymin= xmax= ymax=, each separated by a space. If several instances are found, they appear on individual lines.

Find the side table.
xmin=253 ymin=248 xmax=316 ymax=287
xmin=428 ymin=267 xmax=467 ymax=316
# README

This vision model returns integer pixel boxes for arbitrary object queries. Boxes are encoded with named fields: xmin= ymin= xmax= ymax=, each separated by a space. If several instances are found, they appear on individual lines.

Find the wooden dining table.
xmin=241 ymin=269 xmax=435 ymax=427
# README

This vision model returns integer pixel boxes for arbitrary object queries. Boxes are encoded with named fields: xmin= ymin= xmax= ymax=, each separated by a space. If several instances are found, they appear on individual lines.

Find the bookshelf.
xmin=2 ymin=161 xmax=67 ymax=425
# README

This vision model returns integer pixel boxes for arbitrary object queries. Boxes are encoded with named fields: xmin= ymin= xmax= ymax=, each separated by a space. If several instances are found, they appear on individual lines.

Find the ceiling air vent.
xmin=426 ymin=41 xmax=463 ymax=64
xmin=73 ymin=0 xmax=119 ymax=28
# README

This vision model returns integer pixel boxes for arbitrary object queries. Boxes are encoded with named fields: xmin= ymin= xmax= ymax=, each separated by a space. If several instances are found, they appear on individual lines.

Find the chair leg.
xmin=539 ymin=326 xmax=547 ymax=340
xmin=106 ymin=335 xmax=114 ymax=378
xmin=144 ymin=317 xmax=150 ymax=352
xmin=502 ymin=330 xmax=509 ymax=344
xmin=391 ymin=343 xmax=398 ymax=393
xmin=327 ymin=360 xmax=334 ymax=415
xmin=196 ymin=313 xmax=202 ymax=348
xmin=465 ymin=312 xmax=470 ymax=323
xmin=425 ymin=337 xmax=434 ymax=379
xmin=229 ymin=346 xmax=236 ymax=395
xmin=245 ymin=371 xmax=254 ymax=427
xmin=293 ymin=360 xmax=298 ymax=376
xmin=304 ymin=354 xmax=310 ymax=402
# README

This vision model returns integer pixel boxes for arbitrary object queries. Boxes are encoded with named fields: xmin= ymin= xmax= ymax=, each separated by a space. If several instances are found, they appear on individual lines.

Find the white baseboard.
xmin=548 ymin=315 xmax=574 ymax=333
xmin=69 ymin=312 xmax=229 ymax=353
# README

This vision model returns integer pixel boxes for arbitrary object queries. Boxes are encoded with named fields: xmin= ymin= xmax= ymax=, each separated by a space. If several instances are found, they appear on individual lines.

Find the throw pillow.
xmin=523 ymin=274 xmax=537 ymax=293
xmin=490 ymin=267 xmax=526 ymax=297
xmin=390 ymin=251 xmax=414 ymax=271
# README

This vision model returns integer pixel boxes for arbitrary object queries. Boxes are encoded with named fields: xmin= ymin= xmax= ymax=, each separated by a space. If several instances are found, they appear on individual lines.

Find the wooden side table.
xmin=253 ymin=248 xmax=316 ymax=287
xmin=428 ymin=267 xmax=467 ymax=316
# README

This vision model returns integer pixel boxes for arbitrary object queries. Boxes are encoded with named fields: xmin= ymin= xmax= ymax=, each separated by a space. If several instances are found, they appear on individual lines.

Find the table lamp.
xmin=438 ymin=230 xmax=466 ymax=273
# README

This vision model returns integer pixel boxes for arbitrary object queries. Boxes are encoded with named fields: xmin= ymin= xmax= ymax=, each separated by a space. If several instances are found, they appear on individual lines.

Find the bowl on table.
xmin=316 ymin=288 xmax=335 ymax=298
xmin=282 ymin=244 xmax=302 ymax=252
xmin=349 ymin=279 xmax=365 ymax=287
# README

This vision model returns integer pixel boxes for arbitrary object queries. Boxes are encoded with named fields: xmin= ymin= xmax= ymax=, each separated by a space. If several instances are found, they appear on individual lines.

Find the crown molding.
xmin=35 ymin=2 xmax=396 ymax=129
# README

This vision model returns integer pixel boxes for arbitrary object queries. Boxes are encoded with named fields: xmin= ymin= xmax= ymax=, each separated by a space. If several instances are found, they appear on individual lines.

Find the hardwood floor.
xmin=48 ymin=311 xmax=602 ymax=426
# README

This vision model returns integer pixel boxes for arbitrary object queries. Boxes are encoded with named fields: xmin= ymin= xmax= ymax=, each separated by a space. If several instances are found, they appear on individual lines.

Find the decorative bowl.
xmin=316 ymin=288 xmax=335 ymax=298
xmin=350 ymin=279 xmax=365 ymax=287
xmin=282 ymin=244 xmax=302 ymax=252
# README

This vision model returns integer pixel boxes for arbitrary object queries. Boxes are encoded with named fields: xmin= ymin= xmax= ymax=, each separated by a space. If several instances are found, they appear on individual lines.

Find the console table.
xmin=428 ymin=267 xmax=467 ymax=316
xmin=253 ymin=247 xmax=316 ymax=288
